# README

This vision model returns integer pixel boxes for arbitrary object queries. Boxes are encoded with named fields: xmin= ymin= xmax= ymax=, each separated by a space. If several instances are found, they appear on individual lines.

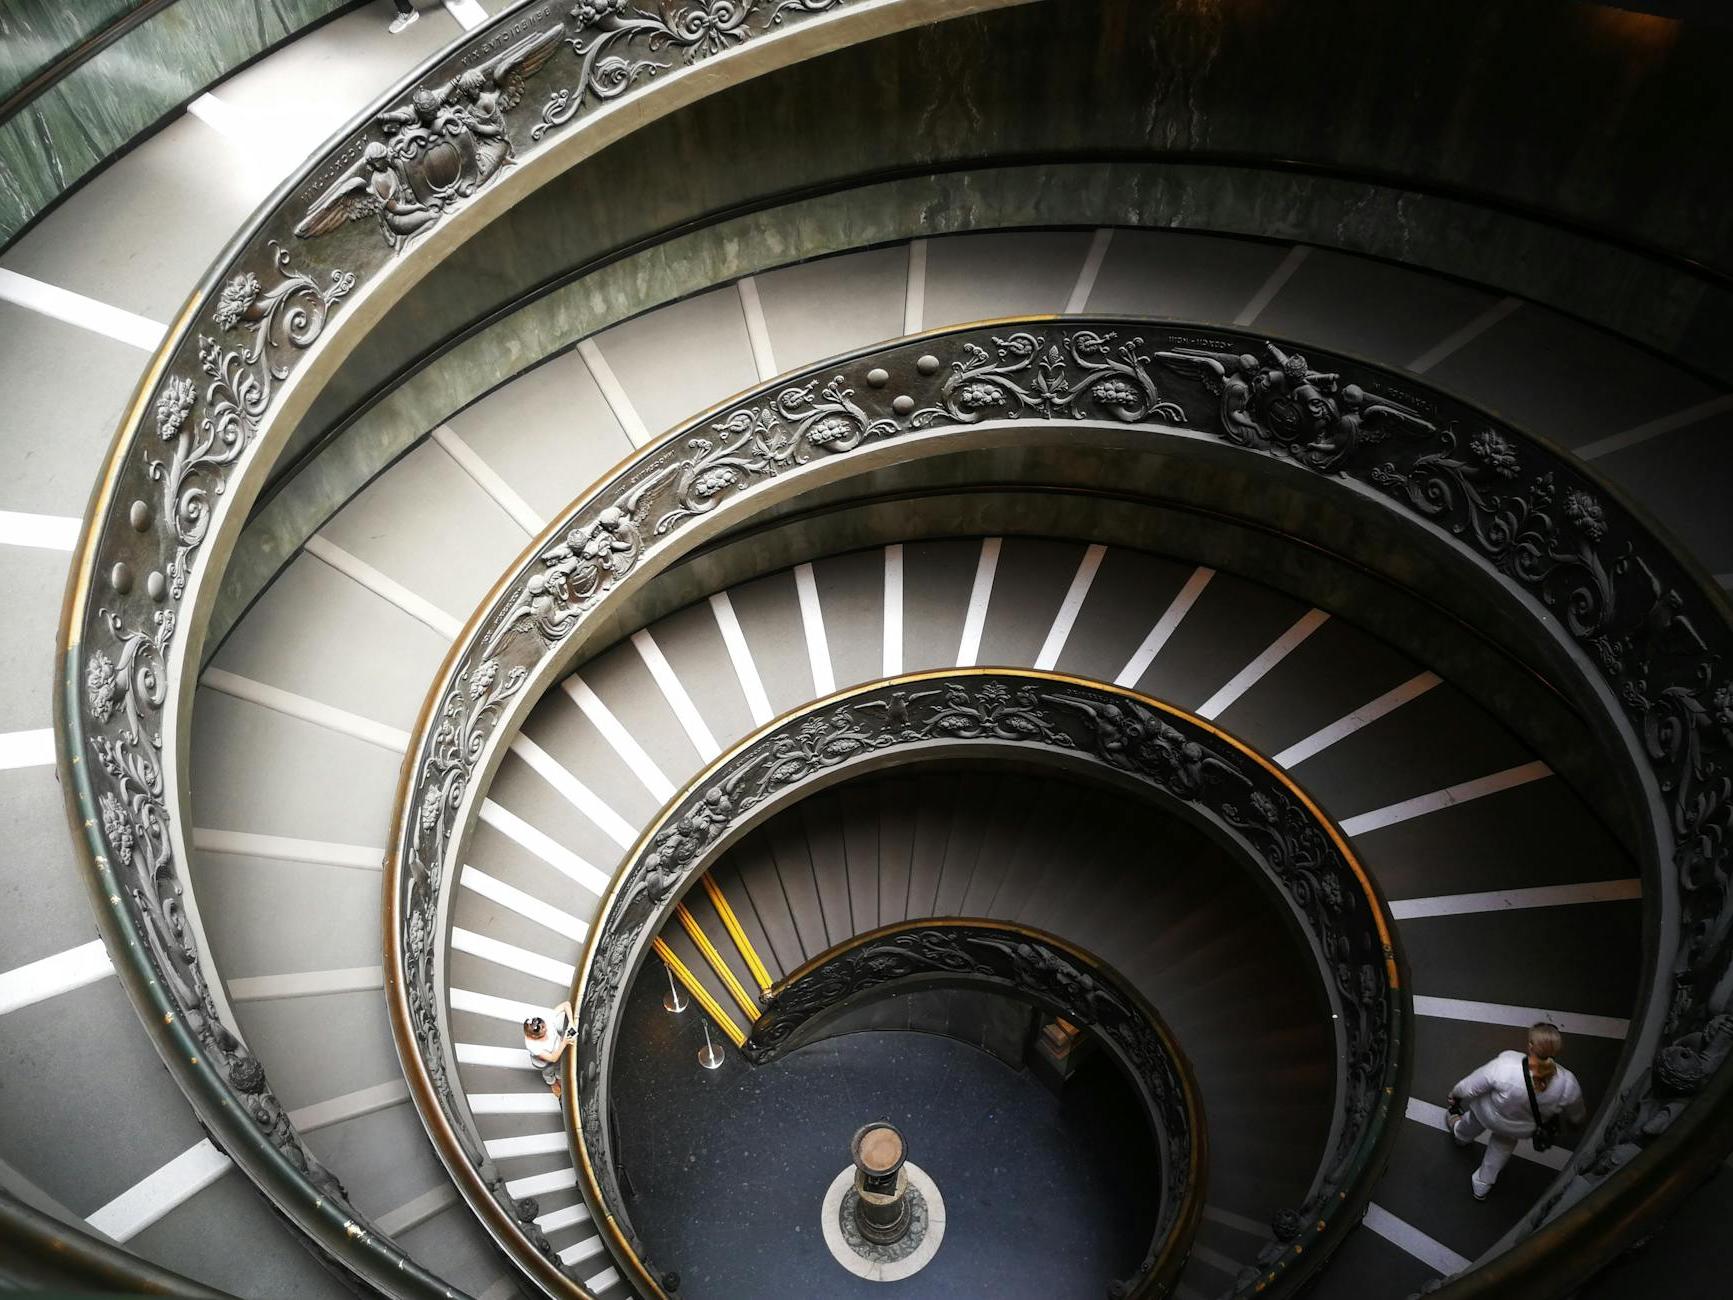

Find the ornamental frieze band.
xmin=556 ymin=674 xmax=1399 ymax=1299
xmin=387 ymin=319 xmax=1733 ymax=1292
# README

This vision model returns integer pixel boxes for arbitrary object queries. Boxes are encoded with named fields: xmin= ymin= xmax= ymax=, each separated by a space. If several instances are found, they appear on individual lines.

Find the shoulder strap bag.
xmin=1522 ymin=1056 xmax=1561 ymax=1152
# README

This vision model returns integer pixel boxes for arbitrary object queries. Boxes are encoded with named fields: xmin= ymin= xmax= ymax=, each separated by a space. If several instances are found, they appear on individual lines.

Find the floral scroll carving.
xmin=385 ymin=321 xmax=1729 ymax=1292
xmin=942 ymin=330 xmax=1184 ymax=426
xmin=155 ymin=247 xmax=354 ymax=597
xmin=82 ymin=246 xmax=356 ymax=1212
xmin=534 ymin=0 xmax=846 ymax=142
xmin=400 ymin=657 xmax=561 ymax=1262
xmin=567 ymin=675 xmax=1400 ymax=1297
xmin=461 ymin=329 xmax=1187 ymax=670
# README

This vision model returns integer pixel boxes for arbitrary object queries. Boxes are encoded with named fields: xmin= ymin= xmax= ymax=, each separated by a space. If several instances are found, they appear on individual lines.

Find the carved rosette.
xmin=740 ymin=921 xmax=1203 ymax=1296
xmin=563 ymin=674 xmax=1400 ymax=1295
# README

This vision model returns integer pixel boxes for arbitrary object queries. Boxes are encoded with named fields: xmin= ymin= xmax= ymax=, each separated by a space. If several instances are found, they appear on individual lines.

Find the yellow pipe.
xmin=700 ymin=874 xmax=774 ymax=994
xmin=675 ymin=903 xmax=762 ymax=1021
xmin=652 ymin=938 xmax=746 ymax=1048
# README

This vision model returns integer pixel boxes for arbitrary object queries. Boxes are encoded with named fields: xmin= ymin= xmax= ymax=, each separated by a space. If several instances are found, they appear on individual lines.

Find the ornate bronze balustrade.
xmin=556 ymin=671 xmax=1401 ymax=1297
xmin=50 ymin=2 xmax=1007 ymax=1296
xmin=381 ymin=315 xmax=1733 ymax=1296
xmin=53 ymin=53 xmax=1733 ymax=1269
xmin=37 ymin=1 xmax=1733 ymax=1298
xmin=739 ymin=917 xmax=1208 ymax=1298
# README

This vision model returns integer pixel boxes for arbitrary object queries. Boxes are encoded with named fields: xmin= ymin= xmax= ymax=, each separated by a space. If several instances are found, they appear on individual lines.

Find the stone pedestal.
xmin=1030 ymin=1016 xmax=1094 ymax=1096
xmin=821 ymin=1131 xmax=946 ymax=1282
xmin=850 ymin=1123 xmax=910 ymax=1245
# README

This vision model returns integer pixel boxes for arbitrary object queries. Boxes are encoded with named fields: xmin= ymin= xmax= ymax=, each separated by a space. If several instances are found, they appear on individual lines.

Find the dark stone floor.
xmin=611 ymin=972 xmax=1156 ymax=1298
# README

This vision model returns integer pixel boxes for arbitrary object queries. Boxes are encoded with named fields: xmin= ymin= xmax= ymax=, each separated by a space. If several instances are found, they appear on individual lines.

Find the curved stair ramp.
xmin=272 ymin=294 xmax=1650 ymax=1300
xmin=424 ymin=526 xmax=1637 ymax=1296
xmin=181 ymin=291 xmax=1667 ymax=1297
xmin=6 ymin=82 xmax=1715 ymax=1300
xmin=573 ymin=668 xmax=1400 ymax=1299
xmin=145 ymin=246 xmax=1677 ymax=1300
xmin=9 ymin=2 xmax=1732 ymax=1297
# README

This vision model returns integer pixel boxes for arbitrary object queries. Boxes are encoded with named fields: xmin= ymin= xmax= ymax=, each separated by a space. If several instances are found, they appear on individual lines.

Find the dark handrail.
xmin=0 ymin=1185 xmax=233 ymax=1296
xmin=560 ymin=672 xmax=1404 ymax=1298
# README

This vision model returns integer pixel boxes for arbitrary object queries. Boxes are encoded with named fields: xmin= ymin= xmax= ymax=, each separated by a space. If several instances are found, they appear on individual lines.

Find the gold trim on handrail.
xmin=564 ymin=668 xmax=1400 ymax=1299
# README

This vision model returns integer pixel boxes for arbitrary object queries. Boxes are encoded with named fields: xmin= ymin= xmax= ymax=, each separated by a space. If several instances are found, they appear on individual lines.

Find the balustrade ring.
xmin=382 ymin=314 xmax=1733 ymax=1296
xmin=560 ymin=672 xmax=1397 ymax=1298
xmin=742 ymin=918 xmax=1204 ymax=1297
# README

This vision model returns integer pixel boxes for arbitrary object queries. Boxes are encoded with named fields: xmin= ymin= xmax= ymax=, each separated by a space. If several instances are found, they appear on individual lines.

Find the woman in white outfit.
xmin=1447 ymin=1022 xmax=1587 ymax=1199
xmin=523 ymin=1001 xmax=575 ymax=1098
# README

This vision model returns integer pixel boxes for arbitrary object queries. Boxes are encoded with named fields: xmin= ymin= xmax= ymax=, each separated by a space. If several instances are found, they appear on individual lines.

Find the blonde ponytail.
xmin=1529 ymin=1022 xmax=1563 ymax=1087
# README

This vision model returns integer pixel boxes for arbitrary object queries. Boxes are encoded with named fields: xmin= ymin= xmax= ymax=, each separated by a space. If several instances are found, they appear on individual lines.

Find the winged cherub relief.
xmin=295 ymin=25 xmax=564 ymax=252
xmin=1155 ymin=341 xmax=1433 ymax=470
xmin=292 ymin=141 xmax=439 ymax=252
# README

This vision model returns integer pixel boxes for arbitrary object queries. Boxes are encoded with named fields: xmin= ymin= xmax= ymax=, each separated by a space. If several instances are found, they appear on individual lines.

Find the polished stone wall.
xmin=0 ymin=0 xmax=137 ymax=101
xmin=0 ymin=0 xmax=353 ymax=246
xmin=300 ymin=0 xmax=1732 ymax=456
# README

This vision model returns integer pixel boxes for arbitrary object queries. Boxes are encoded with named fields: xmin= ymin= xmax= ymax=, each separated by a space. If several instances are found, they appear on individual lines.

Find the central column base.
xmin=820 ymin=1163 xmax=946 ymax=1282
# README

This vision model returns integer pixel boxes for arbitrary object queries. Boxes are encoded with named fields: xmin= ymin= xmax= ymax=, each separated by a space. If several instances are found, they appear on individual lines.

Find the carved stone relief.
xmin=87 ymin=245 xmax=356 ymax=1211
xmin=296 ymin=1 xmax=850 ymax=255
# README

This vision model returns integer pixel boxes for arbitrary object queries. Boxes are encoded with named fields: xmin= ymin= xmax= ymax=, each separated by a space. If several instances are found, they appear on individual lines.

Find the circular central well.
xmin=607 ymin=766 xmax=1335 ymax=1295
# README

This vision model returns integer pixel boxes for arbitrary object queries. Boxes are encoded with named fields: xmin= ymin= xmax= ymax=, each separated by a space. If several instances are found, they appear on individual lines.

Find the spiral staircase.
xmin=2 ymin=2 xmax=1731 ymax=1298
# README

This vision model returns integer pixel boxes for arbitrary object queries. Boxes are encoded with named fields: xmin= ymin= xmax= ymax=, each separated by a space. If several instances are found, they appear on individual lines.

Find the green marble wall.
xmin=0 ymin=0 xmax=353 ymax=246
xmin=0 ymin=0 xmax=140 ymax=102
xmin=299 ymin=0 xmax=1733 ymax=451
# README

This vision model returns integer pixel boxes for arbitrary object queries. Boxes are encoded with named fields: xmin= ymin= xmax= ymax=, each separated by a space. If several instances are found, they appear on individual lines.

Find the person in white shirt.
xmin=1447 ymin=1022 xmax=1588 ymax=1200
xmin=523 ymin=1001 xmax=575 ymax=1098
